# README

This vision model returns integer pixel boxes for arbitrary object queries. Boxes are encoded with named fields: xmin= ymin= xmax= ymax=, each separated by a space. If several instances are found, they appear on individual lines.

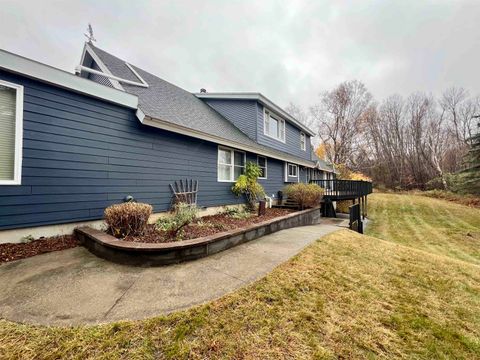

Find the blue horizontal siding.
xmin=0 ymin=70 xmax=310 ymax=230
xmin=203 ymin=99 xmax=258 ymax=140
xmin=256 ymin=102 xmax=312 ymax=160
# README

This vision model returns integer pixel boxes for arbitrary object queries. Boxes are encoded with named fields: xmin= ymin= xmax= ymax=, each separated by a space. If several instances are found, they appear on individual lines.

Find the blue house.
xmin=0 ymin=43 xmax=335 ymax=242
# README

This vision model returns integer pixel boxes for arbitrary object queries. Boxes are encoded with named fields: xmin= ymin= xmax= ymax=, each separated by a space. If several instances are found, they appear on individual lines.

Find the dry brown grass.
xmin=1 ymin=193 xmax=479 ymax=359
xmin=1 ymin=230 xmax=480 ymax=359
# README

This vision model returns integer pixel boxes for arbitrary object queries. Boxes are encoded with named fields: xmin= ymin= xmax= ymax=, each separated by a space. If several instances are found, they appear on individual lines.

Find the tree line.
xmin=287 ymin=80 xmax=479 ymax=193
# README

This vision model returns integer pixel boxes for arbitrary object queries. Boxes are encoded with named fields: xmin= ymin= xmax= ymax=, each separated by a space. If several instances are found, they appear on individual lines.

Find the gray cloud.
xmin=1 ymin=0 xmax=478 ymax=108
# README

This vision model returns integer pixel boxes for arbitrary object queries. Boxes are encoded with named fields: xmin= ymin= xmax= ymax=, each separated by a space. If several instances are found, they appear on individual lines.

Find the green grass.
xmin=366 ymin=193 xmax=480 ymax=265
xmin=1 ymin=193 xmax=480 ymax=359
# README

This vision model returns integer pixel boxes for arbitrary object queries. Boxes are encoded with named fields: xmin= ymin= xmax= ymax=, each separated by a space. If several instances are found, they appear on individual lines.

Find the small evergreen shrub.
xmin=283 ymin=183 xmax=324 ymax=209
xmin=104 ymin=202 xmax=153 ymax=238
xmin=156 ymin=203 xmax=199 ymax=239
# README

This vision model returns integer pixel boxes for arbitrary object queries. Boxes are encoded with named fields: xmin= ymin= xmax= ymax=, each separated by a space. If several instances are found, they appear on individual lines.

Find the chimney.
xmin=200 ymin=88 xmax=207 ymax=93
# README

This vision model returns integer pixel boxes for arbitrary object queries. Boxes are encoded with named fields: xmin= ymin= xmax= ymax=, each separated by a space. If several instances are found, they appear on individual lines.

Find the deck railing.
xmin=309 ymin=179 xmax=373 ymax=199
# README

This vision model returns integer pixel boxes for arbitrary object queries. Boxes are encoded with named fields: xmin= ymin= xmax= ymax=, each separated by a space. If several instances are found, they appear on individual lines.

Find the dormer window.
xmin=300 ymin=132 xmax=306 ymax=151
xmin=264 ymin=109 xmax=285 ymax=142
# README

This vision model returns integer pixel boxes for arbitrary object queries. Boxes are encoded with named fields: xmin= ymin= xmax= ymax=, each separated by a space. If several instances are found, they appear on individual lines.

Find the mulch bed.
xmin=0 ymin=235 xmax=79 ymax=264
xmin=123 ymin=208 xmax=294 ymax=243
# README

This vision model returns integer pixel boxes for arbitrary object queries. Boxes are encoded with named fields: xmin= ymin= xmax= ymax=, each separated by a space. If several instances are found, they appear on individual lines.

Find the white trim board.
xmin=79 ymin=43 xmax=124 ymax=90
xmin=141 ymin=116 xmax=316 ymax=168
xmin=0 ymin=79 xmax=23 ymax=185
xmin=0 ymin=48 xmax=138 ymax=109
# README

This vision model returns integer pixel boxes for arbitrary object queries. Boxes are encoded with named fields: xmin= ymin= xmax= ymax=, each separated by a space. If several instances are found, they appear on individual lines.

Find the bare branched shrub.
xmin=104 ymin=202 xmax=153 ymax=238
xmin=156 ymin=203 xmax=198 ymax=240
xmin=283 ymin=183 xmax=324 ymax=209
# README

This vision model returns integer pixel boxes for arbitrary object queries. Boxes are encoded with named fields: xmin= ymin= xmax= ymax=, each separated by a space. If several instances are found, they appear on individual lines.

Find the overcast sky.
xmin=1 ymin=0 xmax=478 ymax=108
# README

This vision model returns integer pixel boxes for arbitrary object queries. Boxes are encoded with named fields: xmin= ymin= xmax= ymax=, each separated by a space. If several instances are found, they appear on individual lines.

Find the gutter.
xmin=139 ymin=114 xmax=316 ymax=168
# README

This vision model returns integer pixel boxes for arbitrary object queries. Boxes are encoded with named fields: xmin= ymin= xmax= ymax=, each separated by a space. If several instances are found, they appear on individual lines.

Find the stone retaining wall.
xmin=75 ymin=207 xmax=321 ymax=266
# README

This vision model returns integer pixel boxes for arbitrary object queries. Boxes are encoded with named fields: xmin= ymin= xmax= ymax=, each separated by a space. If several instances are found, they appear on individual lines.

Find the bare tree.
xmin=310 ymin=80 xmax=372 ymax=165
xmin=440 ymin=87 xmax=469 ymax=143
xmin=285 ymin=102 xmax=313 ymax=128
xmin=304 ymin=82 xmax=477 ymax=191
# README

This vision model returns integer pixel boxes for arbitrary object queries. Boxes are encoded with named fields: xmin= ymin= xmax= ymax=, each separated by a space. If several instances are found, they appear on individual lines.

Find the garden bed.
xmin=76 ymin=207 xmax=321 ymax=266
xmin=0 ymin=235 xmax=79 ymax=264
xmin=123 ymin=208 xmax=292 ymax=243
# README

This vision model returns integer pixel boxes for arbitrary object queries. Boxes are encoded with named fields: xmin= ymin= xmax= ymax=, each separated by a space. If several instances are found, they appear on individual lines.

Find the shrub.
xmin=232 ymin=162 xmax=265 ymax=212
xmin=156 ymin=203 xmax=199 ymax=239
xmin=283 ymin=183 xmax=324 ymax=209
xmin=222 ymin=205 xmax=251 ymax=219
xmin=104 ymin=202 xmax=152 ymax=238
xmin=336 ymin=200 xmax=351 ymax=214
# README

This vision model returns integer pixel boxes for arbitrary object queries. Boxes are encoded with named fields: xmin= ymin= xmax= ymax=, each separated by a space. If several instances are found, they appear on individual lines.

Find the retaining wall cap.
xmin=76 ymin=207 xmax=320 ymax=252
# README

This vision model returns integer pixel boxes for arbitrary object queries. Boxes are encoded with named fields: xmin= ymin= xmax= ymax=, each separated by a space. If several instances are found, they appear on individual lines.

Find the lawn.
xmin=1 ymin=193 xmax=479 ymax=359
xmin=367 ymin=192 xmax=480 ymax=266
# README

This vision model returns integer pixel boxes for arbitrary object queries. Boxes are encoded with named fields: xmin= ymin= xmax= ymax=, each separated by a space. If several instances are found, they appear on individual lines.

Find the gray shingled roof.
xmin=84 ymin=44 xmax=320 ymax=167
xmin=311 ymin=149 xmax=336 ymax=172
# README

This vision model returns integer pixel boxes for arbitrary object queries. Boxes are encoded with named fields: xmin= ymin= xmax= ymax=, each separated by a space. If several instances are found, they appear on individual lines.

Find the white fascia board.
xmin=140 ymin=115 xmax=315 ymax=168
xmin=0 ymin=49 xmax=138 ymax=109
xmin=315 ymin=160 xmax=335 ymax=173
xmin=195 ymin=92 xmax=316 ymax=136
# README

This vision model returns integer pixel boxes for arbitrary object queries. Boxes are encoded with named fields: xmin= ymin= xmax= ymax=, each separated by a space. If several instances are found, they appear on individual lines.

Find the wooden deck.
xmin=309 ymin=180 xmax=373 ymax=201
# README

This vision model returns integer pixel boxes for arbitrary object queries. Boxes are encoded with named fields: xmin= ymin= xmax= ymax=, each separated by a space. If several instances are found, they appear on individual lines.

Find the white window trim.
xmin=217 ymin=146 xmax=246 ymax=183
xmin=257 ymin=155 xmax=267 ymax=179
xmin=300 ymin=132 xmax=306 ymax=151
xmin=263 ymin=108 xmax=286 ymax=143
xmin=284 ymin=162 xmax=299 ymax=182
xmin=0 ymin=79 xmax=23 ymax=185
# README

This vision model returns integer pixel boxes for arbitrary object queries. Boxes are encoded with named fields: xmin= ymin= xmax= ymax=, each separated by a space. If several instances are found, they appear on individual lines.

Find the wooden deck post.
xmin=365 ymin=196 xmax=368 ymax=218
xmin=362 ymin=196 xmax=365 ymax=219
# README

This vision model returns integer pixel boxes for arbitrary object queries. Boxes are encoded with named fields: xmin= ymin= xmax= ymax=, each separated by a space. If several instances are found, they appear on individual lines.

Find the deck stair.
xmin=272 ymin=197 xmax=300 ymax=209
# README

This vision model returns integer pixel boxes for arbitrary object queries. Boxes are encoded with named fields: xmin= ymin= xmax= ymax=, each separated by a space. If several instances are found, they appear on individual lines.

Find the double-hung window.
xmin=288 ymin=164 xmax=298 ymax=177
xmin=264 ymin=109 xmax=285 ymax=142
xmin=285 ymin=162 xmax=299 ymax=182
xmin=257 ymin=155 xmax=267 ymax=179
xmin=0 ymin=80 xmax=23 ymax=185
xmin=218 ymin=147 xmax=245 ymax=182
xmin=300 ymin=132 xmax=306 ymax=151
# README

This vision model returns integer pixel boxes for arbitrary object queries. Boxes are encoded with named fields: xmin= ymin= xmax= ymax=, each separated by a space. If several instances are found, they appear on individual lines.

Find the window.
xmin=285 ymin=162 xmax=299 ymax=182
xmin=300 ymin=132 xmax=306 ymax=151
xmin=257 ymin=156 xmax=267 ymax=179
xmin=0 ymin=80 xmax=23 ymax=185
xmin=264 ymin=109 xmax=285 ymax=142
xmin=218 ymin=147 xmax=245 ymax=182
xmin=288 ymin=163 xmax=298 ymax=177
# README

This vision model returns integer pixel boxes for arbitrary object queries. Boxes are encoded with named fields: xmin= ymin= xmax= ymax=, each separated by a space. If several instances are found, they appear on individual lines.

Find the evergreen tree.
xmin=460 ymin=121 xmax=480 ymax=194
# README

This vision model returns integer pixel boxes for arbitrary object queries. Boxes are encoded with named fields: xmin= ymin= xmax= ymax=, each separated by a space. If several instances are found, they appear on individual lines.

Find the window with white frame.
xmin=288 ymin=163 xmax=298 ymax=177
xmin=0 ymin=80 xmax=23 ymax=185
xmin=300 ymin=132 xmax=306 ymax=151
xmin=264 ymin=109 xmax=285 ymax=142
xmin=257 ymin=155 xmax=267 ymax=179
xmin=218 ymin=147 xmax=245 ymax=182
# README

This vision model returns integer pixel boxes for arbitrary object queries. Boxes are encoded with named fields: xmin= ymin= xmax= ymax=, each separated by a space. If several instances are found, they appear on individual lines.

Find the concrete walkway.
xmin=0 ymin=221 xmax=343 ymax=326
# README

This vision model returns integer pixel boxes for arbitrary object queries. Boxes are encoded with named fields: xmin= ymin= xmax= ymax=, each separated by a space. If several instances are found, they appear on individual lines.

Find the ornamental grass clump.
xmin=283 ymin=183 xmax=324 ymax=209
xmin=104 ymin=202 xmax=153 ymax=238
